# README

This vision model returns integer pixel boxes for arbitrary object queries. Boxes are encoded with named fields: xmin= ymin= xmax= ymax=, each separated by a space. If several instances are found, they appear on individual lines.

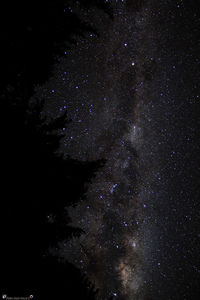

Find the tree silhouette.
xmin=1 ymin=1 xmax=109 ymax=299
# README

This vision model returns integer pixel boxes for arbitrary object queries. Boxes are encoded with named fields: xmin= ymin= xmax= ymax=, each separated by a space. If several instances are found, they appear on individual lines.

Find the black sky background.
xmin=1 ymin=1 xmax=200 ymax=300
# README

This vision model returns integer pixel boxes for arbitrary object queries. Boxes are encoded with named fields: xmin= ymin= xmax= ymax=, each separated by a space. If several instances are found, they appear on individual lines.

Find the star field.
xmin=32 ymin=0 xmax=200 ymax=299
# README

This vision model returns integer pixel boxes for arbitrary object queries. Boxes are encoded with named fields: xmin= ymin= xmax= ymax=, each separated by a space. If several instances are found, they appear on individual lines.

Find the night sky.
xmin=2 ymin=0 xmax=200 ymax=300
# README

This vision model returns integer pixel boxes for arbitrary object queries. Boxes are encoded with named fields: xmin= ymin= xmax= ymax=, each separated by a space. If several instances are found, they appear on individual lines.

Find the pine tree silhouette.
xmin=1 ymin=1 xmax=109 ymax=299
